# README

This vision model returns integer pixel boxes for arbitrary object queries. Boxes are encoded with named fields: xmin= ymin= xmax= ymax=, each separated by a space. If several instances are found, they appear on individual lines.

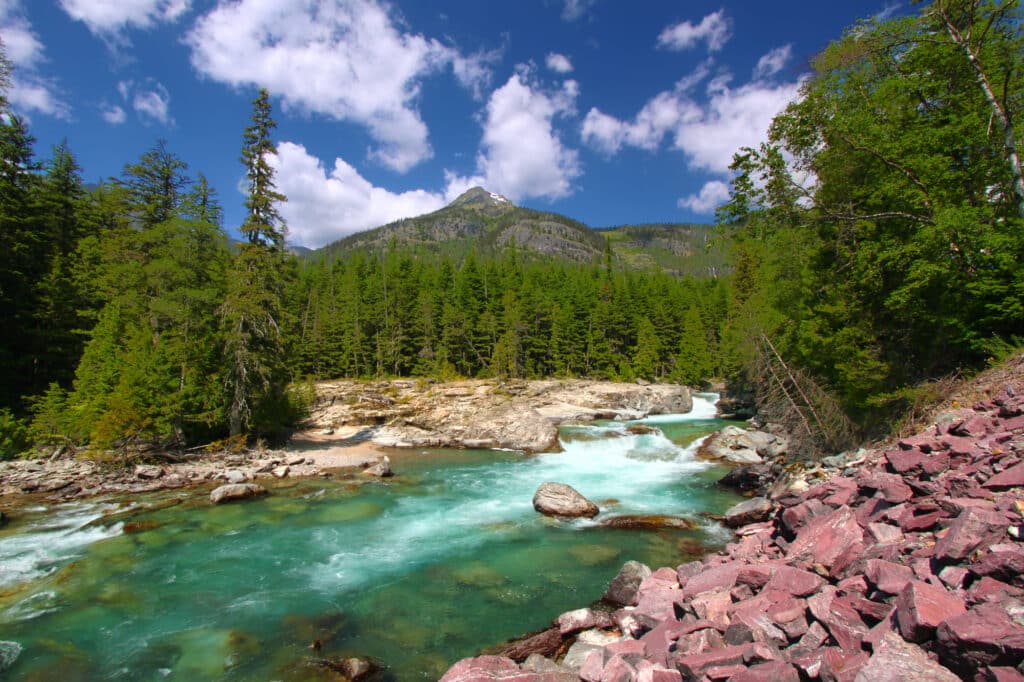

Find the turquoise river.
xmin=0 ymin=394 xmax=743 ymax=680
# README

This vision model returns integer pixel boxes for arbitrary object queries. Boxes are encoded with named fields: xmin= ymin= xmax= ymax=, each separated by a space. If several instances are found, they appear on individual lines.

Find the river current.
xmin=0 ymin=394 xmax=742 ymax=680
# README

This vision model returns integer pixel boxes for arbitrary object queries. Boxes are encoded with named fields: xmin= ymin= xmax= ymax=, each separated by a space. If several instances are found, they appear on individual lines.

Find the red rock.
xmin=763 ymin=565 xmax=825 ymax=597
xmin=941 ymin=434 xmax=985 ymax=457
xmin=897 ymin=508 xmax=947 ymax=531
xmin=858 ymin=472 xmax=914 ymax=503
xmin=634 ymin=665 xmax=682 ymax=682
xmin=440 ymin=656 xmax=534 ymax=682
xmin=767 ymin=597 xmax=806 ymax=625
xmin=558 ymin=608 xmax=614 ymax=635
xmin=886 ymin=449 xmax=926 ymax=474
xmin=950 ymin=415 xmax=994 ymax=438
xmin=579 ymin=650 xmax=607 ymax=682
xmin=837 ymin=574 xmax=869 ymax=596
xmin=789 ymin=620 xmax=830 ymax=658
xmin=854 ymin=631 xmax=960 ymax=681
xmin=968 ymin=576 xmax=1024 ymax=603
xmin=728 ymin=604 xmax=788 ymax=647
xmin=780 ymin=499 xmax=833 ymax=538
xmin=735 ymin=564 xmax=774 ymax=589
xmin=848 ymin=597 xmax=893 ymax=623
xmin=984 ymin=461 xmax=1024 ymax=490
xmin=867 ymin=522 xmax=904 ymax=544
xmin=730 ymin=661 xmax=800 ymax=682
xmin=983 ymin=667 xmax=1024 ymax=682
xmin=921 ymin=453 xmax=950 ymax=476
xmin=676 ymin=561 xmax=703 ymax=584
xmin=675 ymin=627 xmax=725 ymax=656
xmin=605 ymin=639 xmax=645 ymax=660
xmin=821 ymin=651 xmax=870 ymax=682
xmin=679 ymin=564 xmax=738 ymax=600
xmin=599 ymin=655 xmax=635 ymax=682
xmin=936 ymin=603 xmax=1024 ymax=677
xmin=640 ymin=620 xmax=688 ymax=667
xmin=823 ymin=478 xmax=860 ymax=507
xmin=690 ymin=589 xmax=732 ymax=629
xmin=786 ymin=506 xmax=865 ymax=572
xmin=635 ymin=571 xmax=682 ymax=621
xmin=863 ymin=610 xmax=897 ymax=651
xmin=894 ymin=580 xmax=967 ymax=643
xmin=865 ymin=559 xmax=914 ymax=595
xmin=823 ymin=596 xmax=871 ymax=650
xmin=703 ymin=664 xmax=747 ymax=680
xmin=672 ymin=644 xmax=751 ymax=680
xmin=897 ymin=435 xmax=937 ymax=452
xmin=936 ymin=496 xmax=997 ymax=515
xmin=969 ymin=548 xmax=1024 ymax=584
xmin=938 ymin=565 xmax=970 ymax=589
xmin=932 ymin=507 xmax=1009 ymax=562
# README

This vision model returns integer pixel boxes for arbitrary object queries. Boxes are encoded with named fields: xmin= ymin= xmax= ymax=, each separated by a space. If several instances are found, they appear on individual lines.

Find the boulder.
xmin=717 ymin=463 xmax=775 ymax=492
xmin=363 ymin=456 xmax=393 ymax=477
xmin=723 ymin=497 xmax=773 ymax=528
xmin=854 ymin=632 xmax=959 ymax=682
xmin=936 ymin=603 xmax=1024 ymax=677
xmin=271 ymin=465 xmax=290 ymax=478
xmin=210 ymin=483 xmax=267 ymax=504
xmin=604 ymin=561 xmax=652 ymax=606
xmin=532 ymin=483 xmax=599 ymax=518
xmin=894 ymin=581 xmax=967 ymax=643
xmin=222 ymin=469 xmax=249 ymax=484
xmin=698 ymin=426 xmax=786 ymax=464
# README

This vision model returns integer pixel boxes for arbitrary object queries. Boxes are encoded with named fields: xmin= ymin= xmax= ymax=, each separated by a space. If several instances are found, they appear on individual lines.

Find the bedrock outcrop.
xmin=307 ymin=379 xmax=693 ymax=453
xmin=442 ymin=376 xmax=1024 ymax=681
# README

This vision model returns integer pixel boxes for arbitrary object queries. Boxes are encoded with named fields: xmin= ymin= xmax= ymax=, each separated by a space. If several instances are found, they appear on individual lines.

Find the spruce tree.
xmin=223 ymin=88 xmax=290 ymax=436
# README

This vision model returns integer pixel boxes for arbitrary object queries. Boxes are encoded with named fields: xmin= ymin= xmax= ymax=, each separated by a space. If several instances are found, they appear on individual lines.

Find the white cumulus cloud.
xmin=753 ymin=44 xmax=792 ymax=80
xmin=561 ymin=0 xmax=596 ymax=21
xmin=186 ymin=0 xmax=494 ymax=173
xmin=101 ymin=103 xmax=126 ymax=124
xmin=132 ymin=82 xmax=172 ymax=125
xmin=446 ymin=71 xmax=581 ymax=202
xmin=0 ymin=0 xmax=69 ymax=118
xmin=270 ymin=141 xmax=448 ymax=247
xmin=545 ymin=52 xmax=573 ymax=74
xmin=679 ymin=180 xmax=730 ymax=214
xmin=58 ymin=0 xmax=190 ymax=43
xmin=657 ymin=9 xmax=731 ymax=53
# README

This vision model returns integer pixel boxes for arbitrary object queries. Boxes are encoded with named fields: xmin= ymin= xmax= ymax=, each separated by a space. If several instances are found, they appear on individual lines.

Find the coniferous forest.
xmin=1 ymin=0 xmax=1023 ymax=456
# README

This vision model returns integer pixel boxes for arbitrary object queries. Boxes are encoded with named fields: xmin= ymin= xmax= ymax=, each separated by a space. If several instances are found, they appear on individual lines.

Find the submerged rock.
xmin=532 ymin=482 xmax=599 ymax=518
xmin=600 ymin=515 xmax=696 ymax=530
xmin=625 ymin=424 xmax=661 ymax=436
xmin=0 ymin=641 xmax=22 ymax=672
xmin=209 ymin=483 xmax=267 ymax=505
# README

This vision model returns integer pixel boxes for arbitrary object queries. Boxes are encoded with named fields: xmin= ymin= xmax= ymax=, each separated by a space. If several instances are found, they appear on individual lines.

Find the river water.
xmin=0 ymin=394 xmax=742 ymax=680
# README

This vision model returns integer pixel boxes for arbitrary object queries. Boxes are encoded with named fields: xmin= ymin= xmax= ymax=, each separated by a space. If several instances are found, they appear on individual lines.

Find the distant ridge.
xmin=309 ymin=187 xmax=727 ymax=277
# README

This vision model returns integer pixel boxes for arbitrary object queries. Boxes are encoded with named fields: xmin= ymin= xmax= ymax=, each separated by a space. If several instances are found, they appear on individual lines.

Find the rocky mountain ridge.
xmin=310 ymin=187 xmax=723 ymax=276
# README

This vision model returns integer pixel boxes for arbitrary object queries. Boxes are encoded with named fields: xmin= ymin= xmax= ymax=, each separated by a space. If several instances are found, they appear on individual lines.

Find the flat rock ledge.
xmin=442 ymin=380 xmax=1024 ymax=682
xmin=533 ymin=482 xmax=600 ymax=518
xmin=308 ymin=379 xmax=693 ymax=453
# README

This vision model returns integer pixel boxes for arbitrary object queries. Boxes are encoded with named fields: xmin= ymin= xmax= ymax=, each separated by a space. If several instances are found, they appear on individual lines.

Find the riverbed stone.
xmin=604 ymin=561 xmax=652 ymax=606
xmin=532 ymin=482 xmax=599 ymax=518
xmin=723 ymin=497 xmax=773 ymax=528
xmin=363 ymin=456 xmax=393 ymax=477
xmin=210 ymin=483 xmax=267 ymax=504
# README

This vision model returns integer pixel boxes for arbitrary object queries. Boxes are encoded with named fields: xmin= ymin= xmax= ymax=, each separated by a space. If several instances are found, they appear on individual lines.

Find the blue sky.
xmin=2 ymin=0 xmax=900 ymax=248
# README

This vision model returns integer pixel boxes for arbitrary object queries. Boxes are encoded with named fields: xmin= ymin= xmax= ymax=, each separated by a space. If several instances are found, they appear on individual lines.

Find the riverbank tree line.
xmin=1 ymin=0 xmax=1022 ymax=456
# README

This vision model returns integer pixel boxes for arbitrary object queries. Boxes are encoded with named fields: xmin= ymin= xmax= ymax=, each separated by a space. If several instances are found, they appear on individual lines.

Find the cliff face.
xmin=441 ymin=358 xmax=1024 ymax=681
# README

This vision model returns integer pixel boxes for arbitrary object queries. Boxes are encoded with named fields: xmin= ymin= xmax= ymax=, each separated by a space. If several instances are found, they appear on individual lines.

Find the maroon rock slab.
xmin=730 ymin=661 xmax=800 ymax=682
xmin=690 ymin=589 xmax=732 ymax=629
xmin=854 ymin=631 xmax=960 ymax=682
xmin=897 ymin=435 xmax=937 ymax=452
xmin=703 ymin=664 xmax=747 ymax=680
xmin=634 ymin=664 xmax=682 ymax=682
xmin=848 ymin=597 xmax=893 ymax=623
xmin=635 ymin=571 xmax=682 ymax=621
xmin=735 ymin=564 xmax=774 ymax=589
xmin=822 ymin=595 xmax=871 ymax=651
xmin=867 ymin=522 xmax=904 ymax=544
xmin=793 ymin=648 xmax=867 ymax=682
xmin=894 ymin=580 xmax=967 ymax=643
xmin=932 ymin=506 xmax=1009 ymax=562
xmin=579 ymin=650 xmax=607 ymax=682
xmin=936 ymin=603 xmax=1024 ymax=677
xmin=968 ymin=548 xmax=1024 ymax=585
xmin=766 ymin=597 xmax=806 ymax=625
xmin=439 ymin=656 xmax=535 ymax=682
xmin=639 ymin=620 xmax=688 ymax=667
xmin=679 ymin=564 xmax=739 ymax=600
xmin=949 ymin=414 xmax=994 ymax=438
xmin=967 ymin=576 xmax=1024 ymax=603
xmin=837 ymin=575 xmax=869 ymax=596
xmin=984 ymin=461 xmax=1024 ymax=490
xmin=983 ymin=667 xmax=1024 ymax=682
xmin=785 ymin=506 xmax=865 ymax=572
xmin=864 ymin=559 xmax=914 ymax=595
xmin=605 ymin=638 xmax=645 ymax=661
xmin=921 ymin=452 xmax=950 ymax=476
xmin=598 ymin=654 xmax=636 ymax=682
xmin=672 ymin=644 xmax=751 ymax=681
xmin=886 ymin=449 xmax=926 ymax=474
xmin=779 ymin=498 xmax=833 ymax=539
xmin=858 ymin=472 xmax=914 ymax=504
xmin=763 ymin=565 xmax=825 ymax=597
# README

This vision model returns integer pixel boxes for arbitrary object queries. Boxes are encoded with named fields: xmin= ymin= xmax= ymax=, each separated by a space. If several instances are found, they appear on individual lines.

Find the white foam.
xmin=0 ymin=502 xmax=123 ymax=589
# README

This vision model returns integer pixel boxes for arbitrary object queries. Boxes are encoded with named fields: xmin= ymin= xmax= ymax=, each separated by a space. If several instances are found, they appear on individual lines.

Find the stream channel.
xmin=0 ymin=393 xmax=744 ymax=680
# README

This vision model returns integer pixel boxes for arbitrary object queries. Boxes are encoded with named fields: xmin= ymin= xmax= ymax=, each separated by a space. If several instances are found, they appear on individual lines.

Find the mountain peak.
xmin=449 ymin=186 xmax=513 ymax=210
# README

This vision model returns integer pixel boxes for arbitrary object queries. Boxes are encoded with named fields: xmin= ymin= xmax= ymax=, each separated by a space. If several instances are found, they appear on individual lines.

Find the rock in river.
xmin=532 ymin=482 xmax=599 ymax=518
xmin=210 ymin=483 xmax=267 ymax=505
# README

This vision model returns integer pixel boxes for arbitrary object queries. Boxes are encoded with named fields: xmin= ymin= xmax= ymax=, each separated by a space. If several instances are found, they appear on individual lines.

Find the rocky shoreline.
xmin=0 ymin=379 xmax=693 ymax=508
xmin=442 ymin=367 xmax=1024 ymax=681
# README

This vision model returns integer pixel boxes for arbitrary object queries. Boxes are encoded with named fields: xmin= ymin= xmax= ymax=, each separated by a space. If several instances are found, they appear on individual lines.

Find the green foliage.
xmin=0 ymin=408 xmax=28 ymax=459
